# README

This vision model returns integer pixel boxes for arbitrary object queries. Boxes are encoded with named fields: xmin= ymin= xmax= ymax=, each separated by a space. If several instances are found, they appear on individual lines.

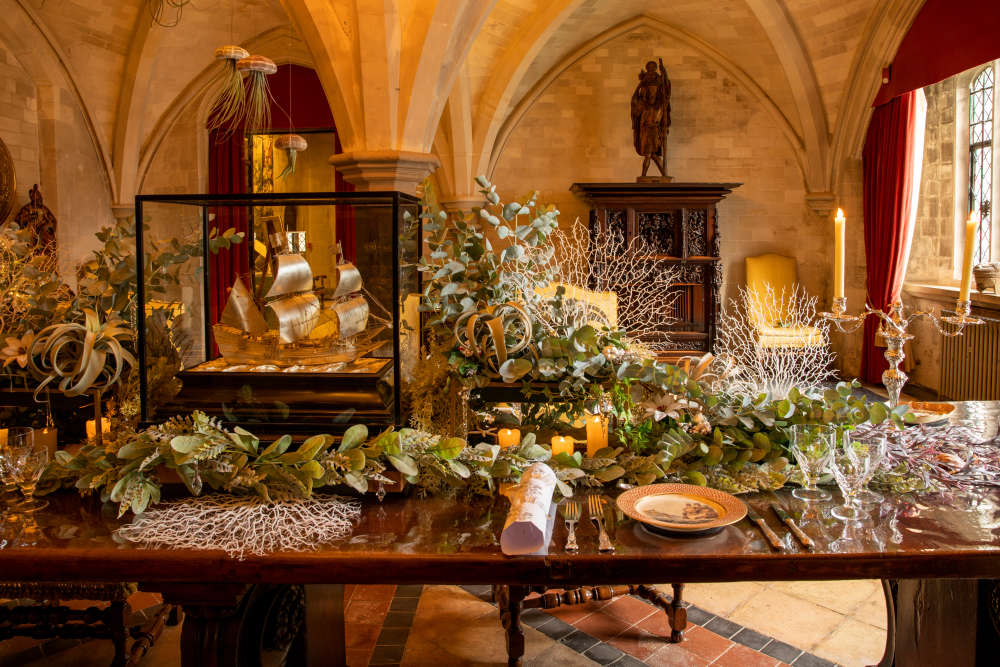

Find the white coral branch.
xmin=715 ymin=284 xmax=836 ymax=399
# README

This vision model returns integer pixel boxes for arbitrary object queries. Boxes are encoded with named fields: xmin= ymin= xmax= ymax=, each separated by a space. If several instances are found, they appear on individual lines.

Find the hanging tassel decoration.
xmin=237 ymin=55 xmax=278 ymax=132
xmin=207 ymin=45 xmax=250 ymax=135
xmin=275 ymin=134 xmax=308 ymax=179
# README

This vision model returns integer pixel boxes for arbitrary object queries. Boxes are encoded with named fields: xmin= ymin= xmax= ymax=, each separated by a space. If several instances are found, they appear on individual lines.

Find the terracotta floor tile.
xmin=674 ymin=624 xmax=734 ymax=662
xmin=351 ymin=584 xmax=396 ymax=603
xmin=644 ymin=644 xmax=712 ymax=667
xmin=346 ymin=599 xmax=391 ymax=624
xmin=712 ymin=643 xmax=781 ymax=667
xmin=636 ymin=609 xmax=675 ymax=639
xmin=345 ymin=622 xmax=381 ymax=650
xmin=607 ymin=627 xmax=667 ymax=660
xmin=544 ymin=600 xmax=605 ymax=624
xmin=601 ymin=595 xmax=657 ymax=625
xmin=572 ymin=609 xmax=631 ymax=640
xmin=126 ymin=591 xmax=162 ymax=610
xmin=346 ymin=647 xmax=372 ymax=666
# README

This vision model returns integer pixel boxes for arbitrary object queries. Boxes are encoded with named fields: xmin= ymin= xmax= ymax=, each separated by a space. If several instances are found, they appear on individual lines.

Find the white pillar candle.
xmin=959 ymin=212 xmax=979 ymax=301
xmin=550 ymin=436 xmax=574 ymax=457
xmin=833 ymin=208 xmax=846 ymax=299
xmin=85 ymin=418 xmax=111 ymax=441
xmin=585 ymin=414 xmax=609 ymax=457
xmin=497 ymin=428 xmax=521 ymax=448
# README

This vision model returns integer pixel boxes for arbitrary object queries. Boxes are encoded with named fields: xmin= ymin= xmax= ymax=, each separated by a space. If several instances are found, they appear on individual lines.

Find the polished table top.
xmin=0 ymin=401 xmax=997 ymax=586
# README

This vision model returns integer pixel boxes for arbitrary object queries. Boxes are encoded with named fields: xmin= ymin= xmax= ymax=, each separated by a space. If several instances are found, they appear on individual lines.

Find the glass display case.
xmin=135 ymin=191 xmax=421 ymax=436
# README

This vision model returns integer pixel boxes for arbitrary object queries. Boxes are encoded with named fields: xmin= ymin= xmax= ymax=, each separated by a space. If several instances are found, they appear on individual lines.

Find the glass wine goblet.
xmin=6 ymin=431 xmax=49 ymax=513
xmin=829 ymin=434 xmax=872 ymax=522
xmin=854 ymin=432 xmax=888 ymax=505
xmin=789 ymin=424 xmax=835 ymax=502
xmin=0 ymin=428 xmax=34 ymax=510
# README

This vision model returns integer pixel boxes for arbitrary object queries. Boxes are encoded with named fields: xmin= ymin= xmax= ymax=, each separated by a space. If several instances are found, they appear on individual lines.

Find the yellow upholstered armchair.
xmin=535 ymin=282 xmax=619 ymax=329
xmin=744 ymin=254 xmax=824 ymax=348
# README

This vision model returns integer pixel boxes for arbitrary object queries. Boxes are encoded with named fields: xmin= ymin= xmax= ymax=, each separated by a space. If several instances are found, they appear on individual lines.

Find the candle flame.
xmin=835 ymin=208 xmax=845 ymax=221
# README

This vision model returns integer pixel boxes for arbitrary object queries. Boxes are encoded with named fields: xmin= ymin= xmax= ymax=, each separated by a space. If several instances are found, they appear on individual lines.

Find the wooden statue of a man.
xmin=13 ymin=184 xmax=57 ymax=258
xmin=630 ymin=58 xmax=671 ymax=180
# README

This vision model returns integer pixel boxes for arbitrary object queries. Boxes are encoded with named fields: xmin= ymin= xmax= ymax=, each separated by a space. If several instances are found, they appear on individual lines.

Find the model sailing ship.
xmin=213 ymin=221 xmax=385 ymax=367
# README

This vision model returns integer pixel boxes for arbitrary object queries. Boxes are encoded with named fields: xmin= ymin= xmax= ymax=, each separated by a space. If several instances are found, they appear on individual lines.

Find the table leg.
xmin=635 ymin=583 xmax=687 ymax=642
xmin=894 ymin=579 xmax=978 ymax=667
xmin=159 ymin=583 xmax=252 ymax=667
xmin=496 ymin=584 xmax=530 ymax=667
xmin=289 ymin=585 xmax=346 ymax=667
xmin=159 ymin=583 xmax=306 ymax=667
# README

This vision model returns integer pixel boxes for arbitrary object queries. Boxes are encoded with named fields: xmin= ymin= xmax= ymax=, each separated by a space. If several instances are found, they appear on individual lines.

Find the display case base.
xmin=153 ymin=358 xmax=394 ymax=438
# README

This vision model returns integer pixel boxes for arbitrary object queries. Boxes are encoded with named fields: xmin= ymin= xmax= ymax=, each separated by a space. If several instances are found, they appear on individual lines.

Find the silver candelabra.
xmin=821 ymin=297 xmax=983 ymax=408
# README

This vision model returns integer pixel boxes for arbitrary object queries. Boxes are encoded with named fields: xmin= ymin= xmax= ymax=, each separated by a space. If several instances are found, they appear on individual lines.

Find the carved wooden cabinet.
xmin=570 ymin=182 xmax=740 ymax=360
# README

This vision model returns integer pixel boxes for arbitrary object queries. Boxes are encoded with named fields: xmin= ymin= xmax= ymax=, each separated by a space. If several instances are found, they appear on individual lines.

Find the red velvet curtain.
xmin=207 ymin=129 xmax=249 ymax=329
xmin=861 ymin=91 xmax=920 ymax=384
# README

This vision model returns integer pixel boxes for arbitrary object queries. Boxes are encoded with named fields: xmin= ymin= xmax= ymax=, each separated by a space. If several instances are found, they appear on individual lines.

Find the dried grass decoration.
xmin=207 ymin=45 xmax=249 ymax=134
xmin=236 ymin=55 xmax=278 ymax=132
xmin=275 ymin=134 xmax=308 ymax=179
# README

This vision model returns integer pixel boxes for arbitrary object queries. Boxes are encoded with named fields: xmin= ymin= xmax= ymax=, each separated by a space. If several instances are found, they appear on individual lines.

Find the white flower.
xmin=1 ymin=330 xmax=34 ymax=368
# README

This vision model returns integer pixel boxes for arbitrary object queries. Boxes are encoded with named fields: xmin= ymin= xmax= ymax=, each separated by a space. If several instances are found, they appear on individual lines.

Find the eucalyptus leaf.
xmin=433 ymin=437 xmax=466 ymax=460
xmin=339 ymin=424 xmax=368 ymax=451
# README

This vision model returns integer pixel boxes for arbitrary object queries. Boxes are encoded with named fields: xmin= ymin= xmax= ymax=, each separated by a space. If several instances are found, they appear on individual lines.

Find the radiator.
xmin=940 ymin=311 xmax=1000 ymax=400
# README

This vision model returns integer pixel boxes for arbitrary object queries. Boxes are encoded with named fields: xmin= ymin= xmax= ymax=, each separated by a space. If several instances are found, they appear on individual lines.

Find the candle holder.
xmin=821 ymin=297 xmax=983 ymax=408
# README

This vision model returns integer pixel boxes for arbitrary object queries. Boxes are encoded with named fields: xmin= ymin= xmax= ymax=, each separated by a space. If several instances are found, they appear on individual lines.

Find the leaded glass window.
xmin=969 ymin=67 xmax=993 ymax=263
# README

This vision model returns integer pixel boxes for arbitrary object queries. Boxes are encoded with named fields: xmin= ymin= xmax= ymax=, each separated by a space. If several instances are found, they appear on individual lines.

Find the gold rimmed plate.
xmin=617 ymin=484 xmax=747 ymax=534
xmin=903 ymin=401 xmax=955 ymax=425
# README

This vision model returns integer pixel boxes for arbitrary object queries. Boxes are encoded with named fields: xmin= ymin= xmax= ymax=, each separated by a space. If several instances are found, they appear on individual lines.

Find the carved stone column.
xmin=329 ymin=150 xmax=440 ymax=195
xmin=111 ymin=203 xmax=134 ymax=223
xmin=440 ymin=196 xmax=486 ymax=216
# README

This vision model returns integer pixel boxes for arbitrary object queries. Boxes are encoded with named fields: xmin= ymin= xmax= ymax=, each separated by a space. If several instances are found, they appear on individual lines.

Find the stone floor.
xmin=0 ymin=579 xmax=887 ymax=666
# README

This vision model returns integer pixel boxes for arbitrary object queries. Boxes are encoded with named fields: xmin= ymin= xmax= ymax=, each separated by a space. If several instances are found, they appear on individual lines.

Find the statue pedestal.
xmin=636 ymin=175 xmax=673 ymax=183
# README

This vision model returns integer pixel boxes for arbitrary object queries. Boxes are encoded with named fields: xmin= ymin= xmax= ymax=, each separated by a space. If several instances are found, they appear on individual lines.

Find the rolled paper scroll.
xmin=500 ymin=463 xmax=557 ymax=556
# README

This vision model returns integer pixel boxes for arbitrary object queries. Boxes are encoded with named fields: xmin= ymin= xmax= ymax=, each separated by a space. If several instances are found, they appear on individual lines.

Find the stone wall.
xmin=908 ymin=76 xmax=958 ymax=286
xmin=490 ymin=27 xmax=839 ymax=363
xmin=0 ymin=41 xmax=40 ymax=216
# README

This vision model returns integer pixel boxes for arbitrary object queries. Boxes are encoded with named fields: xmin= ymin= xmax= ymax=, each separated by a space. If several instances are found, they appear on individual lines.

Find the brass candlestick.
xmin=821 ymin=297 xmax=983 ymax=408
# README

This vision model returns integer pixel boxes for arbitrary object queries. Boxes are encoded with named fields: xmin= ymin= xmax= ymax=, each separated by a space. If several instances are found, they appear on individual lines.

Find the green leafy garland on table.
xmin=38 ymin=179 xmax=917 ymax=516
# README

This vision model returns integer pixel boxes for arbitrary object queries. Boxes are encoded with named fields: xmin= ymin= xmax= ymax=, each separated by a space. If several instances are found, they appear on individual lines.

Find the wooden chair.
xmin=0 ymin=582 xmax=178 ymax=667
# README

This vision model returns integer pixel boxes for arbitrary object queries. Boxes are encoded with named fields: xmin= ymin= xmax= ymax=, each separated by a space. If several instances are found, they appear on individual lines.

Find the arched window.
xmin=969 ymin=67 xmax=994 ymax=263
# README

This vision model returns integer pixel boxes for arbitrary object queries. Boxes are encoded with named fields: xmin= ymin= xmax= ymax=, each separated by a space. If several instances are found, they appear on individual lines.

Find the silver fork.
xmin=561 ymin=500 xmax=581 ymax=552
xmin=588 ymin=494 xmax=615 ymax=553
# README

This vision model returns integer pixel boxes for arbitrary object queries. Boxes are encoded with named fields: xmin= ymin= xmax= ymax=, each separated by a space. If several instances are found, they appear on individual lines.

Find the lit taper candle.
xmin=834 ymin=208 xmax=846 ymax=300
xmin=959 ymin=212 xmax=979 ymax=301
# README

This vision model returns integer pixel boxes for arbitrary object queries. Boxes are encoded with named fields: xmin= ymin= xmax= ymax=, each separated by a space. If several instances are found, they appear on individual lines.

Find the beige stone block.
xmin=664 ymin=581 xmax=765 ymax=617
xmin=770 ymin=579 xmax=878 ymax=615
xmin=401 ymin=585 xmax=591 ymax=666
xmin=728 ymin=587 xmax=845 ymax=651
xmin=812 ymin=617 xmax=887 ymax=667
xmin=853 ymin=588 xmax=889 ymax=630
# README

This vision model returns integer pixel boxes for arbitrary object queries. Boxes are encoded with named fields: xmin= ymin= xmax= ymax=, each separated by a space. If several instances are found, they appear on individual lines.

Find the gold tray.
xmin=616 ymin=484 xmax=747 ymax=533
xmin=903 ymin=401 xmax=955 ymax=424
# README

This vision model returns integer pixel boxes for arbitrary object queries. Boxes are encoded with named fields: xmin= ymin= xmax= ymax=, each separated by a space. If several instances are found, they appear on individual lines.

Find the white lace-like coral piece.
xmin=117 ymin=494 xmax=362 ymax=559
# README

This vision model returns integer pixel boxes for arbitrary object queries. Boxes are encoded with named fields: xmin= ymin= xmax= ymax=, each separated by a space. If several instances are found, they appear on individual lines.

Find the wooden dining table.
xmin=1 ymin=401 xmax=998 ymax=667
